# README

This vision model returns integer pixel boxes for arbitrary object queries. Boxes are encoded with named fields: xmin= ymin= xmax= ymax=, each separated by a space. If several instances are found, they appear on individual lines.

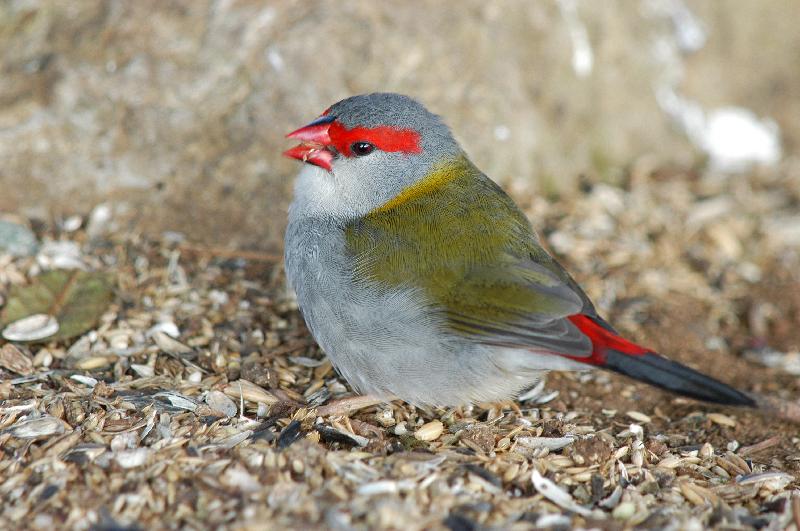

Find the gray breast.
xmin=285 ymin=213 xmax=451 ymax=386
xmin=284 ymin=215 xmax=351 ymax=341
xmin=285 ymin=214 xmax=554 ymax=407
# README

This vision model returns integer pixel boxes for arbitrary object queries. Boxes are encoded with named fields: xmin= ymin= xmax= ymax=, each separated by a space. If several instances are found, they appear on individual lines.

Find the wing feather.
xmin=345 ymin=156 xmax=597 ymax=358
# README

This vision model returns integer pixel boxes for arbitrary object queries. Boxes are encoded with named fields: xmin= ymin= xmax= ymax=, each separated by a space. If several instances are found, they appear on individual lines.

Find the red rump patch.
xmin=566 ymin=314 xmax=650 ymax=366
xmin=328 ymin=121 xmax=422 ymax=157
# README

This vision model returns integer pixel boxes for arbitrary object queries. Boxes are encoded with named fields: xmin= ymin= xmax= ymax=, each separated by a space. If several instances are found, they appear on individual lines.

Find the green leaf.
xmin=0 ymin=270 xmax=114 ymax=342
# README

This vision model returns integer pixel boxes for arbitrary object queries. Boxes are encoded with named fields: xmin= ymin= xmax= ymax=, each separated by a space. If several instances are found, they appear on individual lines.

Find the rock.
xmin=0 ymin=220 xmax=38 ymax=257
xmin=1 ymin=2 xmax=798 ymax=247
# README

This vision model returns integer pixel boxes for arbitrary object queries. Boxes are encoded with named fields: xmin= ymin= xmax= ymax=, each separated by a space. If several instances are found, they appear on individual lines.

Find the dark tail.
xmin=604 ymin=349 xmax=755 ymax=406
xmin=568 ymin=314 xmax=755 ymax=407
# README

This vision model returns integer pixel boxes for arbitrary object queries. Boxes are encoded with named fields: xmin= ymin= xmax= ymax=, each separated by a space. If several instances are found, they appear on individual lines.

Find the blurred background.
xmin=0 ymin=0 xmax=798 ymax=251
xmin=3 ymin=4 xmax=800 ymax=525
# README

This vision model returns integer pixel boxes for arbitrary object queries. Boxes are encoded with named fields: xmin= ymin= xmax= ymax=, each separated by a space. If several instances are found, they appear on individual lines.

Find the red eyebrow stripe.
xmin=328 ymin=121 xmax=421 ymax=156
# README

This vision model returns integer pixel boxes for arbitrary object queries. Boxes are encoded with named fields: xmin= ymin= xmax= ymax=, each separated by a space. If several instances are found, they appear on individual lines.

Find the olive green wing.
xmin=438 ymin=252 xmax=594 ymax=355
xmin=345 ymin=156 xmax=597 ymax=357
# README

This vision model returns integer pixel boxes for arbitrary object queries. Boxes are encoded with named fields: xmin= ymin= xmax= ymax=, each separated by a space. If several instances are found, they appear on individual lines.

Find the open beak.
xmin=283 ymin=115 xmax=336 ymax=171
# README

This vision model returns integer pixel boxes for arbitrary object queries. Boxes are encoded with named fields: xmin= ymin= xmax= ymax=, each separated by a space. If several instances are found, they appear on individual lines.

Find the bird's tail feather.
xmin=603 ymin=349 xmax=755 ymax=406
xmin=567 ymin=314 xmax=755 ymax=407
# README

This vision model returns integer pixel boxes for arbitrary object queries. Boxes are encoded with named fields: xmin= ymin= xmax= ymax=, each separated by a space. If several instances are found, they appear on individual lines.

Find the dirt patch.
xmin=2 ymin=164 xmax=800 ymax=529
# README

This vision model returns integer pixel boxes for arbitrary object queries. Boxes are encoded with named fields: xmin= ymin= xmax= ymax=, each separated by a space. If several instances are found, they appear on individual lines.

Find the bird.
xmin=282 ymin=92 xmax=755 ymax=409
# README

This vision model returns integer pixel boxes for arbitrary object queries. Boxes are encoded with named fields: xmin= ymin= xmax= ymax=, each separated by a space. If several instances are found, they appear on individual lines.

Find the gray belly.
xmin=284 ymin=215 xmax=551 ymax=406
xmin=285 ymin=216 xmax=434 ymax=393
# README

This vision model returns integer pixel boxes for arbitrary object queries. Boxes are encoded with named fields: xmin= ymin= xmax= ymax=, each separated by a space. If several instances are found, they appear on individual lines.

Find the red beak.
xmin=283 ymin=115 xmax=336 ymax=171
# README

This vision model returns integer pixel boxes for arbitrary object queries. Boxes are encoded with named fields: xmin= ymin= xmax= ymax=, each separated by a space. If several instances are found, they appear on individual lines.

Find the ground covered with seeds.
xmin=1 ymin=164 xmax=800 ymax=530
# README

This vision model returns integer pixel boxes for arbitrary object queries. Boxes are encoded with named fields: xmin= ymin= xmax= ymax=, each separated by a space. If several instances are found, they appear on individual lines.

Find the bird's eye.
xmin=350 ymin=142 xmax=375 ymax=156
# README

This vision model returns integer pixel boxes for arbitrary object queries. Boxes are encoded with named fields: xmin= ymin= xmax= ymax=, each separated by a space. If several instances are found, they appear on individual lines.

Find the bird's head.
xmin=284 ymin=93 xmax=462 ymax=217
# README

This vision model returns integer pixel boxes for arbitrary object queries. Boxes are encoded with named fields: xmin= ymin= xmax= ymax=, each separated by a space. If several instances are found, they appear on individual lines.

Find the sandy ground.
xmin=1 ymin=162 xmax=800 ymax=529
